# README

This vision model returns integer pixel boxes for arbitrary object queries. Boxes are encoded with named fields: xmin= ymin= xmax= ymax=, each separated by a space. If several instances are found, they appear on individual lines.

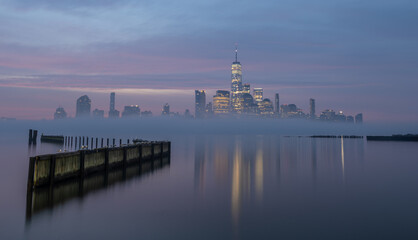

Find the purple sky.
xmin=0 ymin=0 xmax=417 ymax=121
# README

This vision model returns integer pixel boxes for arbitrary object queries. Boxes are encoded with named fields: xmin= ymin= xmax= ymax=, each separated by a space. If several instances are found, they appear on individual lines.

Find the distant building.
xmin=141 ymin=111 xmax=152 ymax=117
xmin=122 ymin=105 xmax=140 ymax=118
xmin=253 ymin=88 xmax=263 ymax=103
xmin=320 ymin=109 xmax=336 ymax=121
xmin=309 ymin=98 xmax=316 ymax=119
xmin=213 ymin=90 xmax=230 ymax=115
xmin=76 ymin=95 xmax=91 ymax=118
xmin=162 ymin=103 xmax=170 ymax=116
xmin=231 ymin=46 xmax=243 ymax=113
xmin=205 ymin=102 xmax=213 ymax=118
xmin=336 ymin=111 xmax=347 ymax=122
xmin=281 ymin=104 xmax=305 ymax=118
xmin=258 ymin=99 xmax=274 ymax=116
xmin=54 ymin=107 xmax=67 ymax=120
xmin=109 ymin=92 xmax=119 ymax=118
xmin=92 ymin=109 xmax=105 ymax=118
xmin=195 ymin=90 xmax=206 ymax=119
xmin=274 ymin=93 xmax=280 ymax=115
xmin=355 ymin=113 xmax=363 ymax=124
xmin=243 ymin=84 xmax=250 ymax=94
xmin=242 ymin=93 xmax=257 ymax=115
xmin=346 ymin=116 xmax=354 ymax=123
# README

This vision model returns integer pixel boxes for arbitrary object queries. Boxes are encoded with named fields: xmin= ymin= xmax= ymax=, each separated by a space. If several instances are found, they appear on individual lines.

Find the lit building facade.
xmin=243 ymin=84 xmax=250 ymax=94
xmin=213 ymin=90 xmax=230 ymax=115
xmin=253 ymin=88 xmax=263 ymax=103
xmin=231 ymin=47 xmax=243 ymax=113
xmin=195 ymin=90 xmax=206 ymax=119
xmin=76 ymin=95 xmax=91 ymax=118
xmin=258 ymin=99 xmax=274 ymax=116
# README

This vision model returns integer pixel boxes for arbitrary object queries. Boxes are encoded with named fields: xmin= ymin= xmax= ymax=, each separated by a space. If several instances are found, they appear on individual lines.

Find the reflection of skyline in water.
xmin=194 ymin=135 xmax=365 ymax=228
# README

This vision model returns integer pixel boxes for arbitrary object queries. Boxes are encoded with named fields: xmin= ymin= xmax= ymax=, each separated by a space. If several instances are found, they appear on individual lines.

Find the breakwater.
xmin=27 ymin=141 xmax=171 ymax=189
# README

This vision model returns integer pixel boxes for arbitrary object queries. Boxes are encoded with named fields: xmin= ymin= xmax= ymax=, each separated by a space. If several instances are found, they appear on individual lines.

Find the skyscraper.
xmin=195 ymin=90 xmax=206 ymax=119
xmin=110 ymin=92 xmax=115 ymax=111
xmin=231 ymin=46 xmax=243 ymax=113
xmin=76 ymin=95 xmax=91 ymax=118
xmin=253 ymin=88 xmax=263 ymax=102
xmin=213 ymin=90 xmax=230 ymax=115
xmin=109 ymin=92 xmax=120 ymax=118
xmin=274 ymin=93 xmax=280 ymax=114
xmin=309 ymin=98 xmax=316 ymax=119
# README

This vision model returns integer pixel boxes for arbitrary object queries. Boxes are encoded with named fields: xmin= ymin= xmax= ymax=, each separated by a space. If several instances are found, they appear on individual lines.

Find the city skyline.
xmin=0 ymin=1 xmax=417 ymax=122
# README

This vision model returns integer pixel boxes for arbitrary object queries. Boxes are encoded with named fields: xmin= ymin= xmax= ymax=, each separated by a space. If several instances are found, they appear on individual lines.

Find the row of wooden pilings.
xmin=61 ymin=136 xmax=137 ymax=150
xmin=27 ymin=141 xmax=171 ymax=189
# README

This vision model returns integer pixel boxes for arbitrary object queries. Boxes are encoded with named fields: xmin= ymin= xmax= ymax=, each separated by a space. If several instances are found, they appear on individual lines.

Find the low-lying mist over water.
xmin=2 ymin=118 xmax=418 ymax=137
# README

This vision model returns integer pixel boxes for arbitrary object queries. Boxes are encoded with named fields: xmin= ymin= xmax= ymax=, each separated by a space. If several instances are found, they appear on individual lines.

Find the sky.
xmin=0 ymin=0 xmax=417 ymax=121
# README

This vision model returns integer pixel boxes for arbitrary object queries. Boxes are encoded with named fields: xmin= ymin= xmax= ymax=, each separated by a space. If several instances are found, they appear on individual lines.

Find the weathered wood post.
xmin=127 ymin=139 xmax=130 ymax=145
xmin=113 ymin=138 xmax=115 ymax=147
xmin=101 ymin=138 xmax=103 ymax=148
xmin=107 ymin=138 xmax=109 ymax=147
xmin=104 ymin=148 xmax=109 ymax=175
xmin=79 ymin=150 xmax=85 ymax=178
xmin=32 ymin=130 xmax=38 ymax=144
xmin=86 ymin=137 xmax=89 ymax=148
xmin=49 ymin=155 xmax=56 ymax=187
xmin=138 ymin=144 xmax=142 ymax=163
xmin=82 ymin=137 xmax=85 ymax=146
xmin=28 ymin=129 xmax=33 ymax=144
xmin=96 ymin=138 xmax=98 ymax=149
xmin=122 ymin=146 xmax=127 ymax=168
xmin=91 ymin=138 xmax=93 ymax=149
xmin=75 ymin=137 xmax=78 ymax=150
xmin=119 ymin=139 xmax=122 ymax=147
xmin=27 ymin=157 xmax=35 ymax=190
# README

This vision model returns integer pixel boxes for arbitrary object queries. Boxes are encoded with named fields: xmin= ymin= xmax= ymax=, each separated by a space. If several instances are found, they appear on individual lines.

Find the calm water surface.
xmin=1 ymin=124 xmax=418 ymax=239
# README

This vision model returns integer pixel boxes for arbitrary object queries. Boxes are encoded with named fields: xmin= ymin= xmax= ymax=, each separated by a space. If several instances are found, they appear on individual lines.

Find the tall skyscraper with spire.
xmin=231 ymin=45 xmax=243 ymax=113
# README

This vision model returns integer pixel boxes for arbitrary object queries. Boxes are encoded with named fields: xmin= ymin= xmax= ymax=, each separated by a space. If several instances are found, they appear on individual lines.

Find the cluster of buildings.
xmin=193 ymin=47 xmax=363 ymax=123
xmin=54 ymin=47 xmax=363 ymax=123
xmin=54 ymin=92 xmax=156 ymax=119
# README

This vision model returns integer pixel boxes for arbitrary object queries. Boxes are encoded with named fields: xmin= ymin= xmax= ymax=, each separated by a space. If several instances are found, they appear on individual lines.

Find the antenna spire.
xmin=235 ymin=43 xmax=238 ymax=62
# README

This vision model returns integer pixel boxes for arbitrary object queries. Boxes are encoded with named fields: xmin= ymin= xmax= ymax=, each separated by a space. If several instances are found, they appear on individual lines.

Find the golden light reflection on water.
xmin=231 ymin=138 xmax=241 ymax=226
xmin=255 ymin=137 xmax=264 ymax=203
xmin=341 ymin=136 xmax=345 ymax=181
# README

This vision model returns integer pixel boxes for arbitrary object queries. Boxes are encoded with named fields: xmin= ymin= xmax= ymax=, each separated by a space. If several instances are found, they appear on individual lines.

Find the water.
xmin=1 ymin=121 xmax=418 ymax=239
